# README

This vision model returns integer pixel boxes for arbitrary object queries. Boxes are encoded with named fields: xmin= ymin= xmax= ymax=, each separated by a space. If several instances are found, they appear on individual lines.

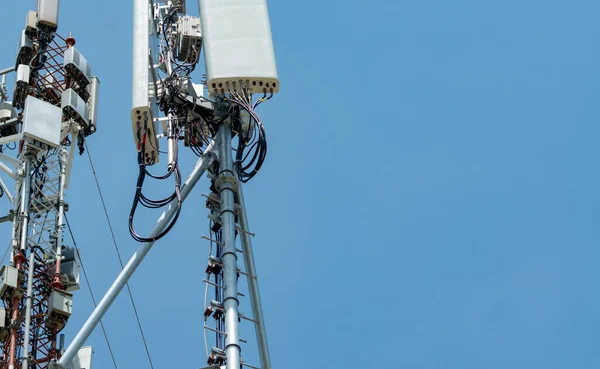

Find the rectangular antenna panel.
xmin=61 ymin=89 xmax=90 ymax=128
xmin=13 ymin=65 xmax=31 ymax=109
xmin=199 ymin=0 xmax=279 ymax=95
xmin=87 ymin=77 xmax=100 ymax=135
xmin=26 ymin=10 xmax=38 ymax=36
xmin=64 ymin=47 xmax=92 ymax=87
xmin=16 ymin=31 xmax=34 ymax=68
xmin=16 ymin=65 xmax=30 ymax=85
xmin=37 ymin=0 xmax=59 ymax=29
xmin=22 ymin=96 xmax=62 ymax=148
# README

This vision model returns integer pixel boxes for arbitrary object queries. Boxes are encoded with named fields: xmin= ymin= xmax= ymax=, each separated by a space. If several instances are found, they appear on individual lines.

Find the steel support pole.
xmin=20 ymin=250 xmax=35 ymax=369
xmin=0 ymin=67 xmax=14 ymax=76
xmin=165 ymin=42 xmax=176 ymax=167
xmin=51 ymin=149 xmax=68 ymax=289
xmin=235 ymin=184 xmax=272 ymax=369
xmin=216 ymin=123 xmax=241 ymax=369
xmin=54 ymin=143 xmax=218 ymax=369
xmin=9 ymin=157 xmax=31 ymax=369
xmin=18 ymin=158 xmax=31 ymax=252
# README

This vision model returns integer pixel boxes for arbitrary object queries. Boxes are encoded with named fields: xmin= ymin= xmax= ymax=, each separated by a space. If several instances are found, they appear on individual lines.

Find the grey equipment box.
xmin=47 ymin=289 xmax=72 ymax=329
xmin=0 ymin=265 xmax=21 ymax=300
xmin=48 ymin=290 xmax=72 ymax=316
xmin=177 ymin=16 xmax=202 ymax=62
xmin=199 ymin=0 xmax=279 ymax=95
xmin=22 ymin=96 xmax=62 ymax=148
xmin=60 ymin=247 xmax=81 ymax=292
xmin=0 ymin=308 xmax=8 ymax=341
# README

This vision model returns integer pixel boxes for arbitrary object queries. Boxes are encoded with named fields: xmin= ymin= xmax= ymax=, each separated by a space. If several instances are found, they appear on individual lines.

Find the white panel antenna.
xmin=37 ymin=0 xmax=60 ymax=31
xmin=61 ymin=89 xmax=90 ymax=128
xmin=13 ymin=64 xmax=31 ymax=109
xmin=16 ymin=31 xmax=34 ymax=68
xmin=199 ymin=0 xmax=279 ymax=95
xmin=0 ymin=103 xmax=16 ymax=123
xmin=25 ymin=10 xmax=38 ymax=36
xmin=87 ymin=77 xmax=100 ymax=135
xmin=64 ymin=47 xmax=92 ymax=87
xmin=22 ymin=96 xmax=62 ymax=148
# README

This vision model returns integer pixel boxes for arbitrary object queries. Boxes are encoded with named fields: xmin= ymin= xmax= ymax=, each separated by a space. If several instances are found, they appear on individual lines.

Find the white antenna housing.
xmin=199 ymin=0 xmax=279 ymax=95
xmin=25 ymin=10 xmax=38 ymax=36
xmin=87 ymin=77 xmax=100 ymax=135
xmin=22 ymin=96 xmax=62 ymax=148
xmin=64 ymin=47 xmax=92 ymax=87
xmin=37 ymin=0 xmax=60 ymax=31
xmin=0 ymin=103 xmax=16 ymax=122
xmin=61 ymin=89 xmax=90 ymax=129
xmin=16 ymin=30 xmax=34 ymax=68
xmin=13 ymin=64 xmax=31 ymax=109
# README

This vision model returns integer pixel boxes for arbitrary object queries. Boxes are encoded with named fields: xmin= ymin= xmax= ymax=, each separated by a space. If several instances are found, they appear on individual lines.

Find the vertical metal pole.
xmin=235 ymin=185 xmax=272 ymax=369
xmin=217 ymin=123 xmax=241 ymax=369
xmin=10 ymin=213 xmax=17 ymax=267
xmin=52 ymin=149 xmax=68 ymax=288
xmin=20 ymin=250 xmax=35 ymax=369
xmin=18 ymin=157 xmax=31 ymax=252
xmin=9 ymin=156 xmax=31 ymax=369
xmin=163 ymin=16 xmax=176 ymax=168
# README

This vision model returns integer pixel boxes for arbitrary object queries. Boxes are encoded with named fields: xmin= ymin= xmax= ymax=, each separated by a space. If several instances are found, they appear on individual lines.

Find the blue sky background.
xmin=1 ymin=0 xmax=600 ymax=368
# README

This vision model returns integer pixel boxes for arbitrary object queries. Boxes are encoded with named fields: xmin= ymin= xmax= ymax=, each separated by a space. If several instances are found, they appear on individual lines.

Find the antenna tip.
xmin=66 ymin=32 xmax=76 ymax=47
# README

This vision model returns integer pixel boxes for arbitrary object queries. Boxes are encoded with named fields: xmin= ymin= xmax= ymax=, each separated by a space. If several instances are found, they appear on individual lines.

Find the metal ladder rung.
xmin=202 ymin=235 xmax=222 ymax=245
xmin=237 ymin=269 xmax=257 ymax=280
xmin=202 ymin=237 xmax=243 ymax=253
xmin=202 ymin=279 xmax=246 ymax=297
xmin=239 ymin=313 xmax=258 ymax=324
xmin=202 ymin=193 xmax=221 ymax=205
xmin=204 ymin=325 xmax=226 ymax=336
xmin=204 ymin=326 xmax=248 ymax=344
xmin=241 ymin=362 xmax=260 ymax=369
xmin=236 ymin=226 xmax=255 ymax=237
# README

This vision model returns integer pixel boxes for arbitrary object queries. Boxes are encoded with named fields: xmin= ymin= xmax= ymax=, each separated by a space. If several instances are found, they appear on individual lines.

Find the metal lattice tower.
xmin=0 ymin=3 xmax=99 ymax=369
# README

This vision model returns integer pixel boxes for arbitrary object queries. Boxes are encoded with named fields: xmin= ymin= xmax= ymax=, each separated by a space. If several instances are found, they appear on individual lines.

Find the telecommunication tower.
xmin=0 ymin=1 xmax=282 ymax=369
xmin=50 ymin=0 xmax=279 ymax=369
xmin=0 ymin=2 xmax=99 ymax=369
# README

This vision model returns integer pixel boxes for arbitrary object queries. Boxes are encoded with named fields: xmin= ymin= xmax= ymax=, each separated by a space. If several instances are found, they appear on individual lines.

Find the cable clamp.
xmin=215 ymin=173 xmax=238 ymax=192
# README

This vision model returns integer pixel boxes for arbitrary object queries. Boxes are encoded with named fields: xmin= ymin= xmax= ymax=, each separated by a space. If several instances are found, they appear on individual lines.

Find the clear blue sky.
xmin=1 ymin=0 xmax=600 ymax=368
